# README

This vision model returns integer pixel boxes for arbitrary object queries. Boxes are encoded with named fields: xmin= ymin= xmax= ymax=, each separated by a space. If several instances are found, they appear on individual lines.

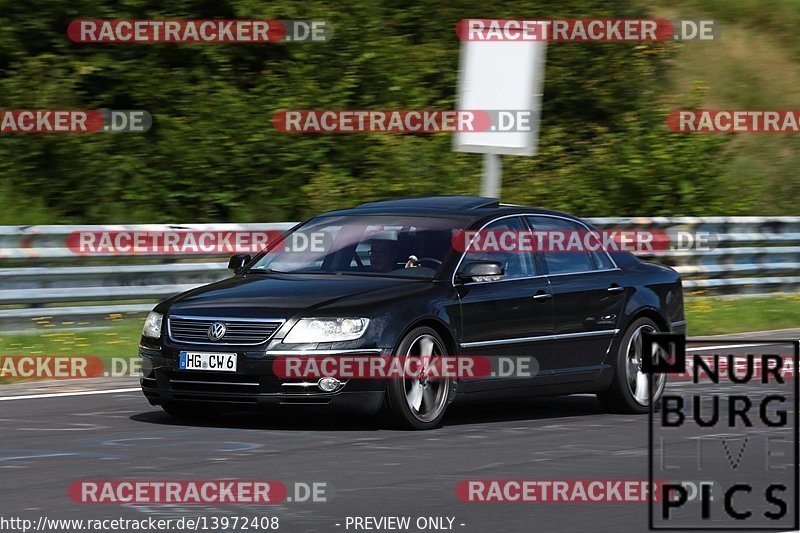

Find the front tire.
xmin=597 ymin=317 xmax=668 ymax=414
xmin=384 ymin=327 xmax=454 ymax=430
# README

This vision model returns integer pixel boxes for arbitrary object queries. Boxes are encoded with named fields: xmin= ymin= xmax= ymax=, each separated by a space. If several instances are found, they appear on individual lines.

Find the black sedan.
xmin=139 ymin=196 xmax=685 ymax=429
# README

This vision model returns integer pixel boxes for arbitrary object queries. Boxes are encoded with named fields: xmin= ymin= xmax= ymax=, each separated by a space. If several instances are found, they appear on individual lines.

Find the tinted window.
xmin=459 ymin=217 xmax=536 ymax=280
xmin=593 ymin=243 xmax=616 ymax=269
xmin=527 ymin=216 xmax=608 ymax=275
xmin=248 ymin=215 xmax=462 ymax=278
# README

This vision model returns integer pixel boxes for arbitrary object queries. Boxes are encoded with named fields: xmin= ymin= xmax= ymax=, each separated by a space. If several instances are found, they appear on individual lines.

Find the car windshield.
xmin=247 ymin=215 xmax=466 ymax=278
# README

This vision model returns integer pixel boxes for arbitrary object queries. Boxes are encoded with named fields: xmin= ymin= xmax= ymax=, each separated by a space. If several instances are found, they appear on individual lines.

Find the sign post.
xmin=481 ymin=154 xmax=502 ymax=198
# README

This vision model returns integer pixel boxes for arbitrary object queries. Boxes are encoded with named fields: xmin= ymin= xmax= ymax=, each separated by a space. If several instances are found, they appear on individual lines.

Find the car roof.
xmin=356 ymin=196 xmax=499 ymax=210
xmin=319 ymin=196 xmax=586 ymax=225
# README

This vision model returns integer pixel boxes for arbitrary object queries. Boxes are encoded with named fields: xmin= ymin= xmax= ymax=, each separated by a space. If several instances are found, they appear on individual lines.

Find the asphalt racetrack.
xmin=0 ymin=330 xmax=797 ymax=533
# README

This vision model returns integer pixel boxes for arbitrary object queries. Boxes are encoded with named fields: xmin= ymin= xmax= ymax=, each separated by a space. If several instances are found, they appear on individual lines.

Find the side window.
xmin=593 ymin=242 xmax=616 ymax=269
xmin=459 ymin=217 xmax=536 ymax=280
xmin=527 ymin=216 xmax=611 ymax=275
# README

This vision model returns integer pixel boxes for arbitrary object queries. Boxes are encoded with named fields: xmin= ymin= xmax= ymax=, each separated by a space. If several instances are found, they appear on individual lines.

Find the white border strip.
xmin=0 ymin=387 xmax=140 ymax=401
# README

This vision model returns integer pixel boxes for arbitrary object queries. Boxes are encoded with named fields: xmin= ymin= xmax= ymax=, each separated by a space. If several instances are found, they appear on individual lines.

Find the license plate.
xmin=179 ymin=351 xmax=237 ymax=372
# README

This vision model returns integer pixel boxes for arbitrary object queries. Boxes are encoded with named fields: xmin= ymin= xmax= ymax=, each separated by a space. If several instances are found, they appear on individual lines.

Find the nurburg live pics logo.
xmin=644 ymin=333 xmax=799 ymax=530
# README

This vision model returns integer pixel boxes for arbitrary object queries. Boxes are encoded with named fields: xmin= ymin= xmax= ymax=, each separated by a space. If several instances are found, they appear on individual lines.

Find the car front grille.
xmin=166 ymin=370 xmax=261 ymax=402
xmin=167 ymin=316 xmax=283 ymax=345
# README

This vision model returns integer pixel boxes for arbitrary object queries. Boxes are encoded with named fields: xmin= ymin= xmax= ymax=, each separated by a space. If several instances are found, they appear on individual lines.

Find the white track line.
xmin=0 ymin=387 xmax=140 ymax=401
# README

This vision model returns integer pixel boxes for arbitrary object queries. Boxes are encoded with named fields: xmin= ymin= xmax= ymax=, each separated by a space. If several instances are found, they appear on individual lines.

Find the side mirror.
xmin=457 ymin=261 xmax=504 ymax=283
xmin=228 ymin=254 xmax=251 ymax=273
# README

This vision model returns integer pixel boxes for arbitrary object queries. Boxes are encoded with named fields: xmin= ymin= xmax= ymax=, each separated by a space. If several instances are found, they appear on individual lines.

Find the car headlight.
xmin=142 ymin=311 xmax=163 ymax=339
xmin=283 ymin=318 xmax=369 ymax=343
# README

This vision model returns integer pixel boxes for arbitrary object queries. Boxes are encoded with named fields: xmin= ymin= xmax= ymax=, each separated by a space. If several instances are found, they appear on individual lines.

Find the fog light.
xmin=317 ymin=377 xmax=341 ymax=392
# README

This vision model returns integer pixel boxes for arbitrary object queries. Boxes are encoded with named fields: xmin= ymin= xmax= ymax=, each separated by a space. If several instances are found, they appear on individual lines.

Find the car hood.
xmin=164 ymin=273 xmax=428 ymax=319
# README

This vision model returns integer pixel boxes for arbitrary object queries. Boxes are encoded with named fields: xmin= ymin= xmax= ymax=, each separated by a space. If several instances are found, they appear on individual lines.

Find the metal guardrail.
xmin=0 ymin=218 xmax=797 ymax=323
xmin=591 ymin=217 xmax=800 ymax=295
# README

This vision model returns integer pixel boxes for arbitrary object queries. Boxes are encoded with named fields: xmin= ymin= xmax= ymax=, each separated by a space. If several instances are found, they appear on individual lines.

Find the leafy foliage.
xmin=0 ymin=0 xmax=730 ymax=223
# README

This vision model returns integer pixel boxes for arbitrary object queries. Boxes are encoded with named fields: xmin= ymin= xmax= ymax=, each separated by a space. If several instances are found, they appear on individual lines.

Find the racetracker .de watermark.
xmin=68 ymin=20 xmax=331 ymax=43
xmin=68 ymin=480 xmax=328 ymax=504
xmin=272 ymin=109 xmax=630 ymax=133
xmin=69 ymin=481 xmax=286 ymax=504
xmin=0 ymin=356 xmax=146 ymax=380
xmin=0 ymin=110 xmax=151 ymax=133
xmin=273 ymin=355 xmax=495 ymax=379
xmin=668 ymin=110 xmax=800 ymax=133
xmin=456 ymin=480 xmax=666 ymax=502
xmin=67 ymin=230 xmax=284 ymax=255
xmin=455 ymin=19 xmax=719 ymax=41
xmin=0 ymin=356 xmax=105 ymax=380
xmin=451 ymin=229 xmax=717 ymax=254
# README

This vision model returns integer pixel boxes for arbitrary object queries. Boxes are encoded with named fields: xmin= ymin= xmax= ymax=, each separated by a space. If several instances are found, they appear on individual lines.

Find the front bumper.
xmin=139 ymin=343 xmax=387 ymax=415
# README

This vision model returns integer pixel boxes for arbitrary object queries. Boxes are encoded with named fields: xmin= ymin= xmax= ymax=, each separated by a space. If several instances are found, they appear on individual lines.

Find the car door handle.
xmin=533 ymin=291 xmax=552 ymax=301
xmin=607 ymin=285 xmax=625 ymax=294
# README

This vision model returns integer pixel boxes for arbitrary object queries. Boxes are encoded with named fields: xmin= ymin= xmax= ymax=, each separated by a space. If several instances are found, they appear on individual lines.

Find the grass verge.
xmin=0 ymin=317 xmax=143 ymax=358
xmin=685 ymin=294 xmax=800 ymax=336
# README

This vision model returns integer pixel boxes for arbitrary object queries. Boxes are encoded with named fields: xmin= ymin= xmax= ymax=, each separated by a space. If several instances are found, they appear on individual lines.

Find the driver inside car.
xmin=369 ymin=238 xmax=418 ymax=272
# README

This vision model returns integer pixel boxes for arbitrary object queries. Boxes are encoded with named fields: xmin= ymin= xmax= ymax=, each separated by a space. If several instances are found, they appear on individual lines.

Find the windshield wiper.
xmin=247 ymin=268 xmax=287 ymax=274
xmin=248 ymin=269 xmax=333 ymax=275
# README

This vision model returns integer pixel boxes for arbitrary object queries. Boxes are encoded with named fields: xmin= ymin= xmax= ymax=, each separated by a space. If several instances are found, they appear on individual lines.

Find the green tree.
xmin=0 ymin=0 xmax=729 ymax=223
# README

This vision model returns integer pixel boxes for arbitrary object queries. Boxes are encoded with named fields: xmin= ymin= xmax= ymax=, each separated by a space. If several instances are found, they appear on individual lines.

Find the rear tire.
xmin=597 ymin=317 xmax=668 ymax=414
xmin=384 ymin=326 xmax=454 ymax=430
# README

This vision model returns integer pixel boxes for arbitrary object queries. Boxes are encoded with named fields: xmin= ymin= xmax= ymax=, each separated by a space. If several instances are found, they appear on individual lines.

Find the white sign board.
xmin=453 ymin=40 xmax=547 ymax=156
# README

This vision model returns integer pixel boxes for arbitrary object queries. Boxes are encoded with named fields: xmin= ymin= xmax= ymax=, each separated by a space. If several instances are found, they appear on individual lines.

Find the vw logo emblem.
xmin=207 ymin=322 xmax=227 ymax=341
